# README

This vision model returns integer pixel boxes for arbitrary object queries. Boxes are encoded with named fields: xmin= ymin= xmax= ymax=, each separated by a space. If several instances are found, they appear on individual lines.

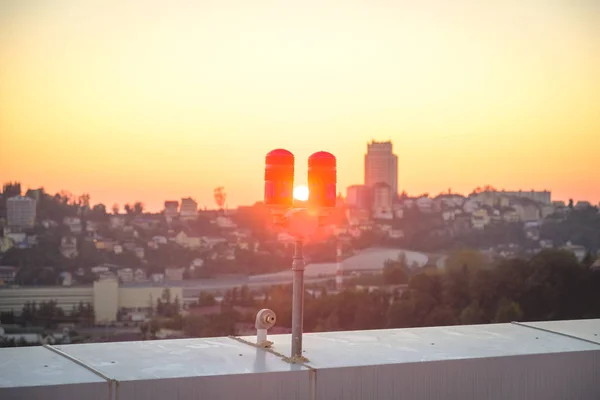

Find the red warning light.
xmin=308 ymin=151 xmax=337 ymax=209
xmin=264 ymin=149 xmax=295 ymax=208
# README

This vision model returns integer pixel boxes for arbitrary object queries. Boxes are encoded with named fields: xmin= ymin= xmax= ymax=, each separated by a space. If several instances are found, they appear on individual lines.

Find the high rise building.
xmin=364 ymin=140 xmax=398 ymax=196
xmin=7 ymin=195 xmax=37 ymax=228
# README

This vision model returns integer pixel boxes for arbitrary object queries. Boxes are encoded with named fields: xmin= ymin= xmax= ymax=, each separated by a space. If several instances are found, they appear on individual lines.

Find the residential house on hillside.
xmin=152 ymin=236 xmax=168 ymax=245
xmin=215 ymin=216 xmax=237 ymax=229
xmin=489 ymin=209 xmax=503 ymax=224
xmin=60 ymin=271 xmax=73 ymax=286
xmin=4 ymin=230 xmax=26 ymax=248
xmin=0 ymin=266 xmax=18 ymax=285
xmin=174 ymin=230 xmax=203 ymax=249
xmin=441 ymin=209 xmax=457 ymax=222
xmin=471 ymin=208 xmax=491 ymax=230
xmin=165 ymin=267 xmax=185 ymax=281
xmin=512 ymin=200 xmax=541 ymax=222
xmin=95 ymin=238 xmax=116 ymax=252
xmin=133 ymin=268 xmax=147 ymax=282
xmin=401 ymin=198 xmax=415 ymax=209
xmin=122 ymin=226 xmax=139 ymax=239
xmin=202 ymin=236 xmax=228 ymax=249
xmin=462 ymin=199 xmax=480 ymax=214
xmin=388 ymin=229 xmax=404 ymax=239
xmin=502 ymin=208 xmax=519 ymax=223
xmin=0 ymin=236 xmax=14 ymax=253
xmin=575 ymin=201 xmax=592 ymax=210
xmin=86 ymin=221 xmax=99 ymax=233
xmin=63 ymin=217 xmax=82 ymax=234
xmin=109 ymin=215 xmax=126 ymax=230
xmin=434 ymin=194 xmax=466 ymax=209
xmin=415 ymin=196 xmax=433 ymax=212
xmin=41 ymin=219 xmax=59 ymax=229
xmin=60 ymin=236 xmax=78 ymax=259
xmin=372 ymin=209 xmax=393 ymax=220
xmin=91 ymin=264 xmax=118 ymax=274
xmin=132 ymin=217 xmax=160 ymax=230
xmin=221 ymin=247 xmax=236 ymax=261
xmin=117 ymin=268 xmax=134 ymax=283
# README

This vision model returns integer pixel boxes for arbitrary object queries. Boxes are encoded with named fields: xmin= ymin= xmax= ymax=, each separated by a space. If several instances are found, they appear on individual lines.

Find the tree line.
xmin=206 ymin=249 xmax=600 ymax=335
xmin=0 ymin=300 xmax=95 ymax=327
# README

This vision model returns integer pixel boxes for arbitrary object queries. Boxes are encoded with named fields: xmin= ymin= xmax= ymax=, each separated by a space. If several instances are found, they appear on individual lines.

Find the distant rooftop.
xmin=250 ymin=247 xmax=430 ymax=281
xmin=2 ymin=319 xmax=599 ymax=399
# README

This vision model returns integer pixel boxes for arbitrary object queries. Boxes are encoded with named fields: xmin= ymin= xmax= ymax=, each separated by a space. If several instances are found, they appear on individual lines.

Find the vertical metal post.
xmin=336 ymin=239 xmax=343 ymax=291
xmin=291 ymin=239 xmax=305 ymax=358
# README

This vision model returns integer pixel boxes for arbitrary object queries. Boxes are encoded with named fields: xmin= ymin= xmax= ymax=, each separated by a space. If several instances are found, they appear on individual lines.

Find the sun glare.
xmin=293 ymin=185 xmax=310 ymax=201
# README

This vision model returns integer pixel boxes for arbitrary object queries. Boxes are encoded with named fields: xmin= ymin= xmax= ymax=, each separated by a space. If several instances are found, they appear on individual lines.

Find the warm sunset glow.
xmin=293 ymin=186 xmax=310 ymax=202
xmin=1 ymin=1 xmax=599 ymax=209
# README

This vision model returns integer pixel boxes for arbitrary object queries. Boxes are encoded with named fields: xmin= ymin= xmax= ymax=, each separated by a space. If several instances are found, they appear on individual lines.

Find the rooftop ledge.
xmin=2 ymin=319 xmax=600 ymax=400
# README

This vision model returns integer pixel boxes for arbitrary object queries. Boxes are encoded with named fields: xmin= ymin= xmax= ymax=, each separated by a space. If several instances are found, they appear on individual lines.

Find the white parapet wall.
xmin=1 ymin=319 xmax=600 ymax=400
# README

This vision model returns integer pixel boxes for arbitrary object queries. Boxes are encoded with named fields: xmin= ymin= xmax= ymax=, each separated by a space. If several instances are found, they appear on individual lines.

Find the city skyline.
xmin=2 ymin=1 xmax=600 ymax=210
xmin=2 ymin=179 xmax=585 ymax=214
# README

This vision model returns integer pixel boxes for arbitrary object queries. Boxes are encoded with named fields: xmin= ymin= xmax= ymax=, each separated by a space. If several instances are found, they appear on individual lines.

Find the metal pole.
xmin=336 ymin=239 xmax=343 ymax=291
xmin=291 ymin=238 xmax=305 ymax=358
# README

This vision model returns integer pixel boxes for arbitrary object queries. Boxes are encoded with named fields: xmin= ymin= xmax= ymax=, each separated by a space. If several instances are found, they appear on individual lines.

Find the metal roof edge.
xmin=511 ymin=321 xmax=600 ymax=346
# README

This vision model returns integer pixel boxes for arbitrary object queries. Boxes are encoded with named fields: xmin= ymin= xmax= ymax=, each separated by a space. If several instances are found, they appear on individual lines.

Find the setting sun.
xmin=293 ymin=185 xmax=310 ymax=201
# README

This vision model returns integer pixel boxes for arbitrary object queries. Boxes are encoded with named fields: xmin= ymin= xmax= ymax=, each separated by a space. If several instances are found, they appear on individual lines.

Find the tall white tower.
xmin=364 ymin=140 xmax=398 ymax=196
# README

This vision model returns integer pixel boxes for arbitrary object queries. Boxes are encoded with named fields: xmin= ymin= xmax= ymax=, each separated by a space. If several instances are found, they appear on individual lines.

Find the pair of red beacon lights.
xmin=264 ymin=149 xmax=337 ymax=211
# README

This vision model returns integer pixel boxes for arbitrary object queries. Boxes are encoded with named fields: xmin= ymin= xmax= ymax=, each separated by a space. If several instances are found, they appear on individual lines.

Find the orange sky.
xmin=1 ymin=1 xmax=599 ymax=211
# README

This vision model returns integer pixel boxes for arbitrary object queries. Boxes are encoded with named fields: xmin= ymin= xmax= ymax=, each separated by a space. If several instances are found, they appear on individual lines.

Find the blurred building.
xmin=60 ymin=236 xmax=78 ymax=259
xmin=164 ymin=200 xmax=179 ymax=219
xmin=93 ymin=278 xmax=183 ymax=324
xmin=7 ymin=195 xmax=37 ymax=228
xmin=504 ymin=190 xmax=551 ymax=205
xmin=0 ymin=266 xmax=18 ymax=285
xmin=180 ymin=198 xmax=198 ymax=220
xmin=346 ymin=185 xmax=371 ymax=210
xmin=372 ymin=182 xmax=393 ymax=214
xmin=25 ymin=188 xmax=43 ymax=201
xmin=472 ymin=190 xmax=551 ymax=206
xmin=0 ymin=280 xmax=183 ymax=325
xmin=364 ymin=140 xmax=398 ymax=196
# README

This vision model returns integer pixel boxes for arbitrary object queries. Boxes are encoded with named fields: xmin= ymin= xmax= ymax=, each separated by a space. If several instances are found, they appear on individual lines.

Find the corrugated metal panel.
xmin=0 ymin=346 xmax=109 ymax=400
xmin=254 ymin=323 xmax=600 ymax=368
xmin=313 ymin=351 xmax=600 ymax=400
xmin=521 ymin=318 xmax=600 ymax=344
xmin=243 ymin=322 xmax=600 ymax=399
xmin=2 ymin=320 xmax=600 ymax=400
xmin=54 ymin=337 xmax=311 ymax=400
